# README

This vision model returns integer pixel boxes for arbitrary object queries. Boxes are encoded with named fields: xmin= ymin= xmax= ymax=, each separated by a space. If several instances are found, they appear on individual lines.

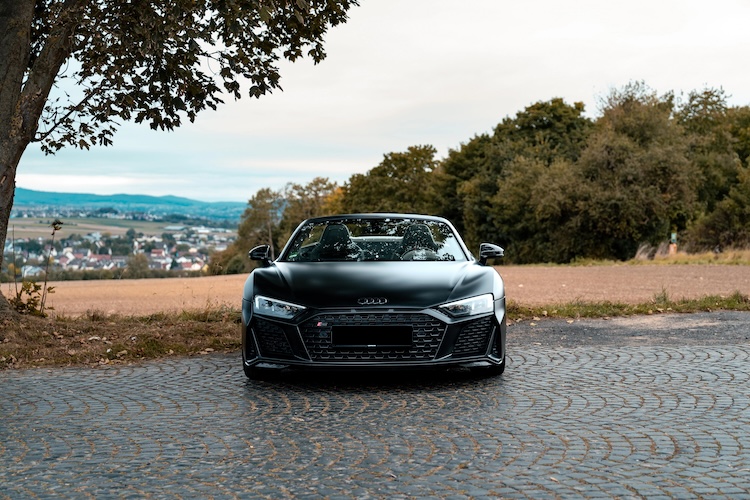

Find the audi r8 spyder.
xmin=241 ymin=214 xmax=507 ymax=379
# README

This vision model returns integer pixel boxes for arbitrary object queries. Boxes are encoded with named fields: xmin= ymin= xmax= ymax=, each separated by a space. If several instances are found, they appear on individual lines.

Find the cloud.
xmin=16 ymin=0 xmax=750 ymax=203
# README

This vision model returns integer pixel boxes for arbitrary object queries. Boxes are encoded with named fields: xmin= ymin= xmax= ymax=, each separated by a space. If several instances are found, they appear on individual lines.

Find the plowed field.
xmin=29 ymin=264 xmax=750 ymax=317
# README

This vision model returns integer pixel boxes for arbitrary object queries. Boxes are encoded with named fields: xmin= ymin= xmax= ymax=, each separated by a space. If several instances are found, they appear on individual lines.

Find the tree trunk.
xmin=0 ymin=0 xmax=35 ymax=315
xmin=0 ymin=0 xmax=83 ymax=314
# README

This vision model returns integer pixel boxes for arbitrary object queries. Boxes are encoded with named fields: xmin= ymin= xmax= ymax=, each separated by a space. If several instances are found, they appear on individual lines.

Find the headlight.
xmin=253 ymin=295 xmax=306 ymax=320
xmin=439 ymin=294 xmax=494 ymax=318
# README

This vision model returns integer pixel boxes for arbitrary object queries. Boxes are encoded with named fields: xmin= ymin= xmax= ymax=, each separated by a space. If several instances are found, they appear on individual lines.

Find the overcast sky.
xmin=17 ymin=0 xmax=750 ymax=203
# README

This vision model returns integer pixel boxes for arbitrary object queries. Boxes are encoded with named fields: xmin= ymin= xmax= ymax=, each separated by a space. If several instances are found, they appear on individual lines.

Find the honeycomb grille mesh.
xmin=252 ymin=318 xmax=294 ymax=358
xmin=452 ymin=317 xmax=494 ymax=357
xmin=300 ymin=313 xmax=445 ymax=362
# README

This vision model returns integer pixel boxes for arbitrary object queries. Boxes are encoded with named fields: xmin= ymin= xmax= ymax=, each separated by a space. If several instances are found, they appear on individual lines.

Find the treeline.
xmin=211 ymin=82 xmax=750 ymax=271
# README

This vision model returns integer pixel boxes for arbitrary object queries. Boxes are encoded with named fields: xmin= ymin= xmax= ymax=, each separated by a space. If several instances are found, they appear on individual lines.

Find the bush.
xmin=8 ymin=280 xmax=54 ymax=317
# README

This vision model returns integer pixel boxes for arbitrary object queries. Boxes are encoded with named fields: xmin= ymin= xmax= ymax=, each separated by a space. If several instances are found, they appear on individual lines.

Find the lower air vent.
xmin=452 ymin=317 xmax=494 ymax=357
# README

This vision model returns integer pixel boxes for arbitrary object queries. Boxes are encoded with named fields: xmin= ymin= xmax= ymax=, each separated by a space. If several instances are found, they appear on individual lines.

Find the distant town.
xmin=4 ymin=205 xmax=239 ymax=281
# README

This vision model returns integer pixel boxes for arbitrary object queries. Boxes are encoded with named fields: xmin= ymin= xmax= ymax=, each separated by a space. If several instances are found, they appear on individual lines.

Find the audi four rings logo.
xmin=357 ymin=297 xmax=388 ymax=305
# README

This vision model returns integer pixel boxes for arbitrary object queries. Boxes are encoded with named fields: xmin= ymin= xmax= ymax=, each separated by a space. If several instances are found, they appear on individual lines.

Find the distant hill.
xmin=13 ymin=188 xmax=246 ymax=221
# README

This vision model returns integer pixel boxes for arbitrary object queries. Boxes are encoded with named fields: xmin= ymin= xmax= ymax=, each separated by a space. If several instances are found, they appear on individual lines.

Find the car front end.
xmin=242 ymin=285 xmax=506 ymax=376
xmin=240 ymin=214 xmax=507 ymax=378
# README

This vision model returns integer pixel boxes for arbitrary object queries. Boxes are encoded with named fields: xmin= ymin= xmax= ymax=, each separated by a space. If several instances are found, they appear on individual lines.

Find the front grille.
xmin=452 ymin=317 xmax=494 ymax=357
xmin=300 ymin=313 xmax=445 ymax=362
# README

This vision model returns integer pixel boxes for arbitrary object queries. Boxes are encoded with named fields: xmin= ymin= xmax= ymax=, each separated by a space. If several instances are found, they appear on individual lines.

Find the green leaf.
xmin=259 ymin=6 xmax=272 ymax=23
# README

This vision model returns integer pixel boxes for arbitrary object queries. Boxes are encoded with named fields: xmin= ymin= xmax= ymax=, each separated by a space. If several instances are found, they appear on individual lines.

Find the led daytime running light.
xmin=253 ymin=295 xmax=306 ymax=319
xmin=439 ymin=294 xmax=494 ymax=318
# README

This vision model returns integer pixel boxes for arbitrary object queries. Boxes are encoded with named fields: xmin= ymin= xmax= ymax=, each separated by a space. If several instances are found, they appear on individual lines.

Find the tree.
xmin=569 ymin=83 xmax=698 ymax=260
xmin=0 ymin=0 xmax=359 ymax=314
xmin=675 ymin=88 xmax=742 ymax=213
xmin=476 ymin=84 xmax=701 ymax=263
xmin=685 ymin=165 xmax=750 ymax=250
xmin=125 ymin=253 xmax=150 ymax=279
xmin=161 ymin=232 xmax=176 ymax=248
xmin=492 ymin=97 xmax=592 ymax=165
xmin=339 ymin=145 xmax=438 ymax=214
xmin=431 ymin=133 xmax=495 ymax=235
xmin=727 ymin=105 xmax=750 ymax=169
xmin=210 ymin=187 xmax=283 ymax=274
xmin=435 ymin=98 xmax=592 ymax=251
xmin=278 ymin=176 xmax=338 ymax=238
xmin=487 ymin=156 xmax=580 ymax=263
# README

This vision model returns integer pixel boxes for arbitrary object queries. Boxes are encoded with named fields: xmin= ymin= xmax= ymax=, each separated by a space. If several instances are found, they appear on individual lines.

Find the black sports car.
xmin=241 ymin=214 xmax=507 ymax=378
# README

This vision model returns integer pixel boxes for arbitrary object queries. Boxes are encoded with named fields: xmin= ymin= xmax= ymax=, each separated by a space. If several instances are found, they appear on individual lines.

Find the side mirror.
xmin=478 ymin=243 xmax=504 ymax=266
xmin=249 ymin=245 xmax=273 ymax=267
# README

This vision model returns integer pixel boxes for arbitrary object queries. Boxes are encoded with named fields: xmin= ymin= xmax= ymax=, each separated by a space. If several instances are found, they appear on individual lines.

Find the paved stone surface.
xmin=2 ymin=312 xmax=750 ymax=498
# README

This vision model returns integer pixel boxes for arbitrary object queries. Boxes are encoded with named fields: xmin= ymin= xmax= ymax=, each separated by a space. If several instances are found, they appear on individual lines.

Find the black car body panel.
xmin=251 ymin=261 xmax=495 ymax=309
xmin=241 ymin=214 xmax=507 ymax=376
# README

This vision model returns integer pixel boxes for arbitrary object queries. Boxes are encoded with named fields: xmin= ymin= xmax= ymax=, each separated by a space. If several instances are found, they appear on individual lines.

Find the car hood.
xmin=250 ymin=261 xmax=496 ymax=309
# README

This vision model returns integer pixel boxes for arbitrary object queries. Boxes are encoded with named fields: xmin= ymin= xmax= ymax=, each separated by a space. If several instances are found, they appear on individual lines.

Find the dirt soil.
xmin=26 ymin=264 xmax=750 ymax=317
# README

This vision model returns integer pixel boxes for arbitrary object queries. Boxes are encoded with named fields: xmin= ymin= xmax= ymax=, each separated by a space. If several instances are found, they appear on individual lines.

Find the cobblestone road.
xmin=2 ymin=312 xmax=750 ymax=499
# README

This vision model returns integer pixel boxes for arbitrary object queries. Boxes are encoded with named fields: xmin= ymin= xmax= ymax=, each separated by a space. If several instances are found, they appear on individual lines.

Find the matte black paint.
xmin=252 ymin=261 xmax=495 ymax=309
xmin=241 ymin=214 xmax=507 ymax=377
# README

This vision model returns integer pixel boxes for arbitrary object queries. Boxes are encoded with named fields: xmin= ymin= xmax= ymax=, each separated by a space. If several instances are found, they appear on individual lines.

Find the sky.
xmin=17 ymin=0 xmax=750 ymax=203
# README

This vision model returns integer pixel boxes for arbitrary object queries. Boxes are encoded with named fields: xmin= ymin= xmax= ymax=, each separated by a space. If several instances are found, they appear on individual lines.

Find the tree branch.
xmin=33 ymin=83 xmax=97 ymax=143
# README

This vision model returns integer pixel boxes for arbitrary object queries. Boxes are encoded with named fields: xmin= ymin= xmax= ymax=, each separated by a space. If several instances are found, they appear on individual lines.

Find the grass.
xmin=642 ymin=249 xmax=750 ymax=265
xmin=0 ymin=305 xmax=241 ymax=370
xmin=1 ymin=289 xmax=748 ymax=370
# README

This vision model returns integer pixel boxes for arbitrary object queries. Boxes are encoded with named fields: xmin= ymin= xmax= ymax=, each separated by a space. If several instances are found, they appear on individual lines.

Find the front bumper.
xmin=242 ymin=304 xmax=506 ymax=370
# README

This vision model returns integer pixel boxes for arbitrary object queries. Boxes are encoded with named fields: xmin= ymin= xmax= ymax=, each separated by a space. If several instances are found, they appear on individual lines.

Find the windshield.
xmin=281 ymin=218 xmax=468 ymax=262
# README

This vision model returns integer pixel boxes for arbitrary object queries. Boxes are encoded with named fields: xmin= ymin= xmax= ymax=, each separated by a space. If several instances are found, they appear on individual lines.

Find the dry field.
xmin=8 ymin=217 xmax=166 ymax=239
xmin=27 ymin=264 xmax=750 ymax=317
